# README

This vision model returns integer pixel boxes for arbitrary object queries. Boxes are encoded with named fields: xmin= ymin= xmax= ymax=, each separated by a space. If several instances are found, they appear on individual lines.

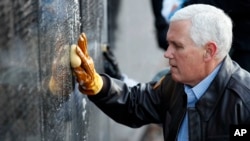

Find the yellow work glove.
xmin=70 ymin=33 xmax=103 ymax=95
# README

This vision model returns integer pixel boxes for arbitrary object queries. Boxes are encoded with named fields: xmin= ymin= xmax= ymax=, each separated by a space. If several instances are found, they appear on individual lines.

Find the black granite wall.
xmin=0 ymin=0 xmax=109 ymax=141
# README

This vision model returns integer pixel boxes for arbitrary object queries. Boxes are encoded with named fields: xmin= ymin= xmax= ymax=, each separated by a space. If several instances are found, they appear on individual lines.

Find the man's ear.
xmin=203 ymin=42 xmax=217 ymax=61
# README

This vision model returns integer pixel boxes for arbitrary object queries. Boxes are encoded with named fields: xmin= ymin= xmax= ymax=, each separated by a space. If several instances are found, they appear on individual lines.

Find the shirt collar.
xmin=184 ymin=63 xmax=222 ymax=100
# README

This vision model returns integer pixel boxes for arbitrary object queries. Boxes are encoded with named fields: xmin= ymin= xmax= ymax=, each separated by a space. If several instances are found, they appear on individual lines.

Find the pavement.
xmin=113 ymin=0 xmax=168 ymax=83
xmin=108 ymin=0 xmax=169 ymax=140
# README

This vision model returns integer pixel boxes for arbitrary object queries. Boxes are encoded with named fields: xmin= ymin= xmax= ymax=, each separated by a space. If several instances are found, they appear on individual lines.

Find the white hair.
xmin=170 ymin=4 xmax=233 ymax=60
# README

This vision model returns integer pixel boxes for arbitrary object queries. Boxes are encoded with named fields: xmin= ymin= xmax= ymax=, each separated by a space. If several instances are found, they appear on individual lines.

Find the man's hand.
xmin=70 ymin=33 xmax=103 ymax=95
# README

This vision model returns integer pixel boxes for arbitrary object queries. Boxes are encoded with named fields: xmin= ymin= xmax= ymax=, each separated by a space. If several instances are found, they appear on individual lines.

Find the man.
xmin=71 ymin=4 xmax=250 ymax=141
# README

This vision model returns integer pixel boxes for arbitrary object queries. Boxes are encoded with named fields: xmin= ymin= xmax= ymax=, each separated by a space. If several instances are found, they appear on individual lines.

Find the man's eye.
xmin=173 ymin=43 xmax=183 ymax=49
xmin=168 ymin=41 xmax=183 ymax=49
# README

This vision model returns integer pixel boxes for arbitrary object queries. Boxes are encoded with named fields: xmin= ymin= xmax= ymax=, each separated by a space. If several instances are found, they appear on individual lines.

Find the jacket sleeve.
xmin=88 ymin=74 xmax=164 ymax=128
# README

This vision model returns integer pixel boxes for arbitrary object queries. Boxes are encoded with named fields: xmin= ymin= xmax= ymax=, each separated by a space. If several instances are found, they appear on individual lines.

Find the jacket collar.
xmin=195 ymin=55 xmax=237 ymax=121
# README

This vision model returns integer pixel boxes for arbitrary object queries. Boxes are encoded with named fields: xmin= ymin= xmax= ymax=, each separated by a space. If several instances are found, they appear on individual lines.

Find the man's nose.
xmin=164 ymin=46 xmax=173 ymax=59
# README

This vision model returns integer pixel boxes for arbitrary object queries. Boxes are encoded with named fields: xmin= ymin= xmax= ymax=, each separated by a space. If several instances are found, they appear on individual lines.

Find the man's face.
xmin=164 ymin=20 xmax=206 ymax=86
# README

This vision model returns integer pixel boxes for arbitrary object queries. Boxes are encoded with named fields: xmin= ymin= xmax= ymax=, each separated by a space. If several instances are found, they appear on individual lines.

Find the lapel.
xmin=195 ymin=56 xmax=237 ymax=121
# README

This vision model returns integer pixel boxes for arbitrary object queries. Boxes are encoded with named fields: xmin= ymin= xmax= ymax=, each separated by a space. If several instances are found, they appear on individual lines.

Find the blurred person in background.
xmin=150 ymin=0 xmax=186 ymax=51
